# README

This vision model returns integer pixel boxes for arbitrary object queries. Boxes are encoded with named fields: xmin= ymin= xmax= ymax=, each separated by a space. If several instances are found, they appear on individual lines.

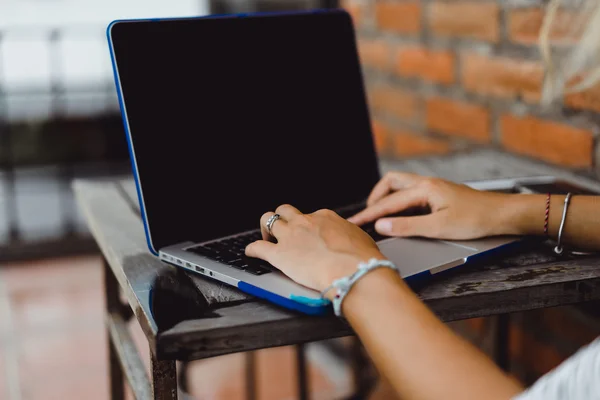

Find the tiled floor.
xmin=0 ymin=255 xmax=371 ymax=400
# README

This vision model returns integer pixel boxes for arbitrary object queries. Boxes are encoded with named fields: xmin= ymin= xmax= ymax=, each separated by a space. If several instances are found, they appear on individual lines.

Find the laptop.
xmin=106 ymin=9 xmax=564 ymax=315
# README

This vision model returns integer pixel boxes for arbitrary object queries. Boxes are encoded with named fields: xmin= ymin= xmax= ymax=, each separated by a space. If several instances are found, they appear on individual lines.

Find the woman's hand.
xmin=348 ymin=172 xmax=523 ymax=240
xmin=245 ymin=204 xmax=385 ymax=294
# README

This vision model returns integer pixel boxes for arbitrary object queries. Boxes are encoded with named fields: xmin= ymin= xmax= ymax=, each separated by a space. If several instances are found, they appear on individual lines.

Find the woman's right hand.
xmin=348 ymin=172 xmax=537 ymax=240
xmin=245 ymin=204 xmax=387 ymax=295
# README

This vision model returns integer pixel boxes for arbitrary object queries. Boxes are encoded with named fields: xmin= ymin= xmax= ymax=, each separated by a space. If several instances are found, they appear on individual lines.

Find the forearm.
xmin=500 ymin=195 xmax=600 ymax=250
xmin=343 ymin=268 xmax=523 ymax=400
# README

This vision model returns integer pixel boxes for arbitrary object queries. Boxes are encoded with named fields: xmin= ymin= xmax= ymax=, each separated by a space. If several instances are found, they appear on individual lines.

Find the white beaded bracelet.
xmin=320 ymin=258 xmax=399 ymax=317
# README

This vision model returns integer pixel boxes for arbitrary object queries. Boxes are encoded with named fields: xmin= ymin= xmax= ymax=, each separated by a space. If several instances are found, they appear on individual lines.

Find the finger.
xmin=275 ymin=204 xmax=302 ymax=220
xmin=375 ymin=214 xmax=441 ymax=238
xmin=245 ymin=240 xmax=277 ymax=262
xmin=366 ymin=172 xmax=424 ymax=207
xmin=260 ymin=211 xmax=288 ymax=241
xmin=350 ymin=188 xmax=428 ymax=226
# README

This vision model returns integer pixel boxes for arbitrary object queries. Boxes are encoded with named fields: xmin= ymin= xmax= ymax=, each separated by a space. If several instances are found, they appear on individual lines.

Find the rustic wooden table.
xmin=73 ymin=149 xmax=600 ymax=400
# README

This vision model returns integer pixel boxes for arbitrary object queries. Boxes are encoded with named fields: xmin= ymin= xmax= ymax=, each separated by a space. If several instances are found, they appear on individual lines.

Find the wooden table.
xmin=73 ymin=149 xmax=600 ymax=400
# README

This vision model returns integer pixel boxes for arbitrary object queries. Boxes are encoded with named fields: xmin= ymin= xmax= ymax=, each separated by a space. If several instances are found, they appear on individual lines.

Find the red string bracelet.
xmin=544 ymin=193 xmax=551 ymax=236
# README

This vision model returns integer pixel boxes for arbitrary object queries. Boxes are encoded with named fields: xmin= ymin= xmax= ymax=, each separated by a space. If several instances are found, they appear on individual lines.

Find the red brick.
xmin=358 ymin=39 xmax=393 ymax=71
xmin=392 ymin=130 xmax=451 ymax=157
xmin=565 ymin=82 xmax=600 ymax=113
xmin=429 ymin=2 xmax=499 ymax=42
xmin=342 ymin=0 xmax=364 ymax=28
xmin=461 ymin=53 xmax=543 ymax=102
xmin=396 ymin=47 xmax=455 ymax=85
xmin=372 ymin=120 xmax=390 ymax=153
xmin=501 ymin=115 xmax=594 ymax=167
xmin=508 ymin=9 xmax=582 ymax=45
xmin=369 ymin=86 xmax=420 ymax=121
xmin=375 ymin=2 xmax=422 ymax=34
xmin=509 ymin=324 xmax=565 ymax=376
xmin=426 ymin=97 xmax=490 ymax=142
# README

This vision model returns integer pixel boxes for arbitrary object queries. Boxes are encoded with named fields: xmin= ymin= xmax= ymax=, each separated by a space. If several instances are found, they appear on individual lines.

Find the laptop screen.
xmin=109 ymin=10 xmax=381 ymax=251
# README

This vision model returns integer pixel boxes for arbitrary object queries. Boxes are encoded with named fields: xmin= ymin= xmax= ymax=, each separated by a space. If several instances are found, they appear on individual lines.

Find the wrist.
xmin=341 ymin=267 xmax=408 ymax=317
xmin=495 ymin=194 xmax=546 ymax=236
xmin=319 ymin=251 xmax=388 ymax=300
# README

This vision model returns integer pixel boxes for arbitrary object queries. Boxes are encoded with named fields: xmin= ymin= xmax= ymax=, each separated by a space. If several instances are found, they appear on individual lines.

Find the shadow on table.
xmin=150 ymin=268 xmax=222 ymax=332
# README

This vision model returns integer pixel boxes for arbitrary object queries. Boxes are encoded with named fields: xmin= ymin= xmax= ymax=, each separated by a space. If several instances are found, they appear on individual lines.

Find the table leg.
xmin=245 ymin=352 xmax=257 ymax=400
xmin=296 ymin=344 xmax=309 ymax=400
xmin=351 ymin=337 xmax=364 ymax=395
xmin=178 ymin=361 xmax=189 ymax=393
xmin=494 ymin=314 xmax=510 ymax=371
xmin=151 ymin=349 xmax=178 ymax=400
xmin=350 ymin=337 xmax=377 ymax=398
xmin=104 ymin=259 xmax=125 ymax=400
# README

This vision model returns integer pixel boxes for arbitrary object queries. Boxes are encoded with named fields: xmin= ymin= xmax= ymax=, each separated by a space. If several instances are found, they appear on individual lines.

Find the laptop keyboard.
xmin=185 ymin=206 xmax=428 ymax=276
xmin=185 ymin=222 xmax=385 ymax=276
xmin=186 ymin=231 xmax=273 ymax=275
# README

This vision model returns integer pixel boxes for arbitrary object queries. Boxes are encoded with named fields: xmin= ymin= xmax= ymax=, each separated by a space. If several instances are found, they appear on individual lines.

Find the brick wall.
xmin=343 ymin=0 xmax=600 ymax=385
xmin=344 ymin=0 xmax=600 ymax=169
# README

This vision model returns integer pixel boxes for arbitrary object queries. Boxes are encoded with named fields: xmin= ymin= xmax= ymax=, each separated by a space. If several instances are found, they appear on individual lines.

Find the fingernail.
xmin=375 ymin=219 xmax=392 ymax=233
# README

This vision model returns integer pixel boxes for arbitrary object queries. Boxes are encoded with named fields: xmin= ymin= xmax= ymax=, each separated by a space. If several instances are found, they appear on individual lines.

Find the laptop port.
xmin=195 ymin=266 xmax=205 ymax=274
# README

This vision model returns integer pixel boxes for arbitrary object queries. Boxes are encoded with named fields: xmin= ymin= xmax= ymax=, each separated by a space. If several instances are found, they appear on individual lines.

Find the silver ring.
xmin=266 ymin=213 xmax=281 ymax=237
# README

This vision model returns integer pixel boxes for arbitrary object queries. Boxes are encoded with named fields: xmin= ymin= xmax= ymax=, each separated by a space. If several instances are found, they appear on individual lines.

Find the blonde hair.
xmin=540 ymin=0 xmax=600 ymax=105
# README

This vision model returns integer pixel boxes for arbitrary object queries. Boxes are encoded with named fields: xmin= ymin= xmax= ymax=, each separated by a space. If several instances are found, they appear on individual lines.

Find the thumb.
xmin=245 ymin=240 xmax=277 ymax=262
xmin=375 ymin=214 xmax=442 ymax=238
xmin=348 ymin=187 xmax=428 ymax=226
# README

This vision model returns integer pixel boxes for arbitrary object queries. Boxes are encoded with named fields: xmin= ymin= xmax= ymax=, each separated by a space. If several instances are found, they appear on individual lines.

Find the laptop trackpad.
xmin=378 ymin=238 xmax=476 ymax=278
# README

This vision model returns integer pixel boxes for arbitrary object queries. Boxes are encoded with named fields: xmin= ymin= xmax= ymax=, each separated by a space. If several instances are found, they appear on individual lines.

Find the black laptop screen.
xmin=109 ymin=10 xmax=381 ymax=251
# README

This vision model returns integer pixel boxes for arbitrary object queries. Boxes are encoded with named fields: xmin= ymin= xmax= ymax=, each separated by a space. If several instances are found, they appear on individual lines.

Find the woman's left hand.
xmin=245 ymin=204 xmax=385 ymax=294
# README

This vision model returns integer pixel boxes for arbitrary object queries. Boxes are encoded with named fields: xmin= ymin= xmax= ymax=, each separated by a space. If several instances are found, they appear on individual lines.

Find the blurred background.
xmin=0 ymin=0 xmax=599 ymax=399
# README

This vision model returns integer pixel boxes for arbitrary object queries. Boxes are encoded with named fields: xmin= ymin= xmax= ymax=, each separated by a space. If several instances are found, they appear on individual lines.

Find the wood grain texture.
xmin=114 ymin=175 xmax=250 ymax=305
xmin=75 ymin=150 xmax=600 ymax=361
xmin=154 ymin=241 xmax=600 ymax=360
xmin=72 ymin=180 xmax=249 ymax=343
xmin=105 ymin=259 xmax=127 ymax=400
xmin=107 ymin=312 xmax=153 ymax=399
xmin=74 ymin=180 xmax=160 ymax=341
xmin=150 ymin=352 xmax=178 ymax=400
xmin=118 ymin=178 xmax=140 ymax=212
xmin=156 ymin=301 xmax=352 ymax=360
